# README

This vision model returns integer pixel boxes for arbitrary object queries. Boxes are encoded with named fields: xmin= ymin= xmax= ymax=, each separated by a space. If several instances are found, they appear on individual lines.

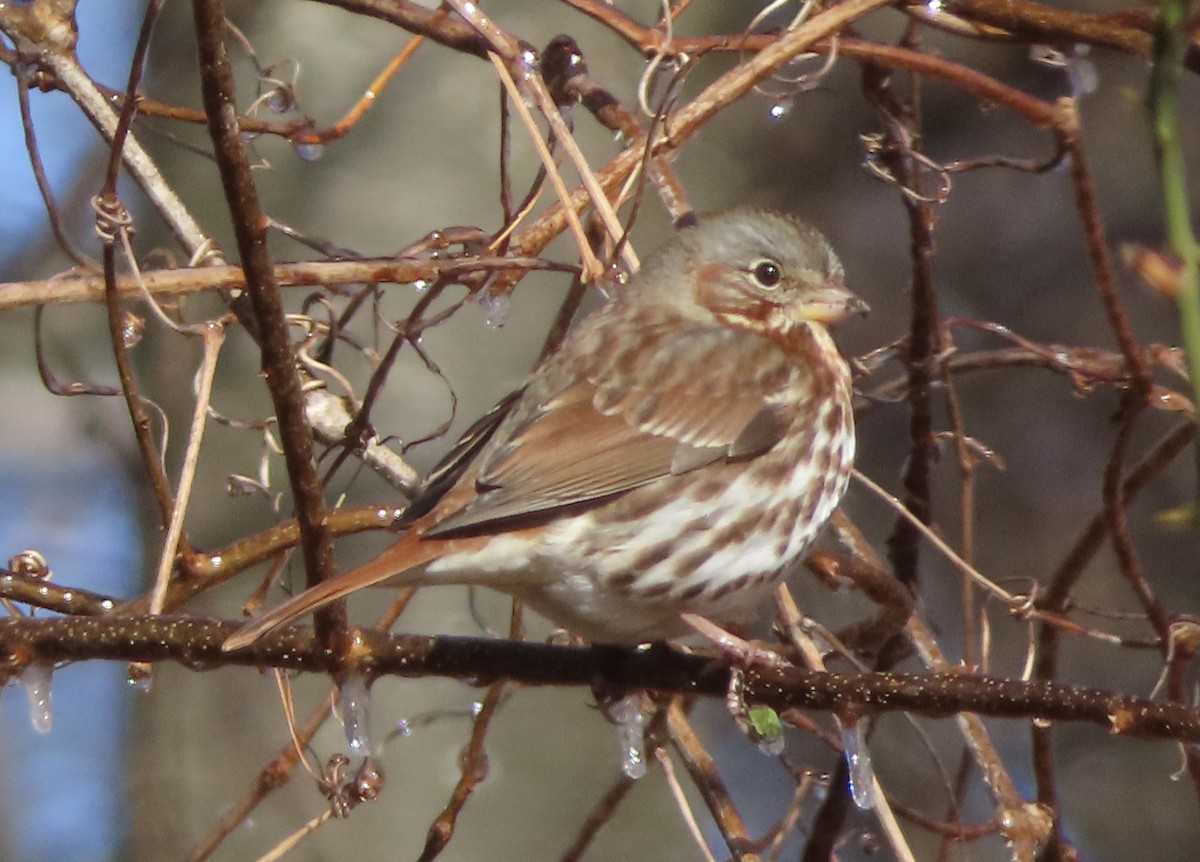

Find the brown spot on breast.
xmin=824 ymin=402 xmax=845 ymax=437
xmin=629 ymin=542 xmax=673 ymax=573
xmin=635 ymin=581 xmax=673 ymax=599
xmin=613 ymin=487 xmax=672 ymax=521
xmin=671 ymin=546 xmax=714 ymax=579
xmin=750 ymin=452 xmax=792 ymax=485
xmin=608 ymin=571 xmax=639 ymax=589
xmin=690 ymin=479 xmax=727 ymax=502
xmin=677 ymin=582 xmax=707 ymax=601
xmin=678 ymin=514 xmax=714 ymax=536
xmin=712 ymin=572 xmax=753 ymax=600
xmin=711 ymin=512 xmax=759 ymax=548
xmin=811 ymin=439 xmax=834 ymax=479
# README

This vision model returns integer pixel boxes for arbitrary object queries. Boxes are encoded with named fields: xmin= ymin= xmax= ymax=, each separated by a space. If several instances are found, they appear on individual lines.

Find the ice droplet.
xmin=1066 ymin=48 xmax=1098 ymax=97
xmin=21 ymin=664 xmax=53 ymax=733
xmin=840 ymin=719 xmax=877 ymax=810
xmin=126 ymin=662 xmax=152 ymax=692
xmin=411 ymin=279 xmax=430 ymax=293
xmin=609 ymin=694 xmax=647 ymax=779
xmin=769 ymin=99 xmax=793 ymax=120
xmin=479 ymin=290 xmax=510 ymax=329
xmin=459 ymin=743 xmax=490 ymax=781
xmin=267 ymin=87 xmax=293 ymax=113
xmin=517 ymin=43 xmax=539 ymax=80
xmin=121 ymin=311 xmax=144 ymax=349
xmin=292 ymin=141 xmax=325 ymax=162
xmin=337 ymin=675 xmax=372 ymax=753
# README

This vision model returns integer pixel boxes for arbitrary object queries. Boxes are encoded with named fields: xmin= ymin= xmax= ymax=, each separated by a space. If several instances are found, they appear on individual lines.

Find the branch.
xmin=1 ymin=617 xmax=1198 ymax=744
xmin=193 ymin=0 xmax=344 ymax=654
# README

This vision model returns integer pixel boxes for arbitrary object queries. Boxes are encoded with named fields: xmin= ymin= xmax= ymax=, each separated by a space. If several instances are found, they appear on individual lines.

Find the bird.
xmin=223 ymin=208 xmax=866 ymax=652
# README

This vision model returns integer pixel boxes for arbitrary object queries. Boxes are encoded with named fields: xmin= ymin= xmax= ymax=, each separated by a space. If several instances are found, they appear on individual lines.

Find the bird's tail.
xmin=221 ymin=531 xmax=442 ymax=652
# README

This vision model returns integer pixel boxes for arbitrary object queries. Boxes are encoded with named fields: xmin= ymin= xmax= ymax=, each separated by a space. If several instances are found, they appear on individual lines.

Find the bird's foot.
xmin=680 ymin=612 xmax=783 ymax=669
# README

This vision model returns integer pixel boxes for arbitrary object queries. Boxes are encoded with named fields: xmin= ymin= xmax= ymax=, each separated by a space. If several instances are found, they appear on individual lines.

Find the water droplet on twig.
xmin=20 ymin=664 xmax=53 ymax=733
xmin=336 ymin=675 xmax=373 ymax=753
xmin=608 ymin=694 xmax=647 ymax=779
xmin=121 ymin=311 xmax=144 ymax=349
xmin=292 ymin=140 xmax=325 ymax=162
xmin=478 ymin=290 xmax=510 ymax=329
xmin=840 ymin=718 xmax=877 ymax=810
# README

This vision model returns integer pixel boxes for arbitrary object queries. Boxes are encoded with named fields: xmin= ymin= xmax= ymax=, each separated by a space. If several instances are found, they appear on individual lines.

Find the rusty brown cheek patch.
xmin=693 ymin=263 xmax=771 ymax=322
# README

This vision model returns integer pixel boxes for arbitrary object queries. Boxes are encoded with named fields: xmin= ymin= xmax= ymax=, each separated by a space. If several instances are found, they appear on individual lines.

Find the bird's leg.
xmin=679 ymin=614 xmax=790 ymax=754
xmin=680 ymin=612 xmax=784 ymax=669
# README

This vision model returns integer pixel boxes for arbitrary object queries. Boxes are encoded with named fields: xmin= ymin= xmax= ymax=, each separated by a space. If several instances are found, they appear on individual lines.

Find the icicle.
xmin=608 ymin=694 xmax=647 ymax=779
xmin=478 ymin=289 xmax=511 ymax=328
xmin=840 ymin=717 xmax=877 ymax=810
xmin=336 ymin=675 xmax=373 ymax=754
xmin=20 ymin=664 xmax=54 ymax=733
xmin=126 ymin=661 xmax=152 ymax=692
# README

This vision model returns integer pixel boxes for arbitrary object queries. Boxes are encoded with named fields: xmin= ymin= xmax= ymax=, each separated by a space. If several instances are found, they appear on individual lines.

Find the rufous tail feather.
xmin=221 ymin=534 xmax=440 ymax=652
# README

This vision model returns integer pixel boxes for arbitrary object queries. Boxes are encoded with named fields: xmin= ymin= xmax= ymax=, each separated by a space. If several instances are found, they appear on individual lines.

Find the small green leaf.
xmin=747 ymin=705 xmax=783 ymax=742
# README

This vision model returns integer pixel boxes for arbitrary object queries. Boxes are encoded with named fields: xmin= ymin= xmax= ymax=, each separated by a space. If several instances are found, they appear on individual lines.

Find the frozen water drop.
xmin=840 ymin=719 xmax=877 ymax=810
xmin=267 ymin=87 xmax=293 ymax=113
xmin=517 ymin=43 xmax=539 ymax=80
xmin=411 ymin=279 xmax=430 ymax=293
xmin=769 ymin=99 xmax=793 ymax=120
xmin=126 ymin=662 xmax=152 ymax=692
xmin=337 ymin=675 xmax=372 ymax=753
xmin=21 ymin=664 xmax=53 ymax=733
xmin=292 ymin=141 xmax=325 ymax=162
xmin=121 ymin=311 xmax=144 ymax=349
xmin=479 ymin=290 xmax=510 ymax=329
xmin=459 ymin=743 xmax=490 ymax=781
xmin=609 ymin=694 xmax=647 ymax=779
xmin=1067 ymin=51 xmax=1098 ymax=97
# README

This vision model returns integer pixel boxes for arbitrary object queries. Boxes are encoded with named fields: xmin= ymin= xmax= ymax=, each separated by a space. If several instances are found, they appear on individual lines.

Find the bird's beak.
xmin=796 ymin=279 xmax=869 ymax=324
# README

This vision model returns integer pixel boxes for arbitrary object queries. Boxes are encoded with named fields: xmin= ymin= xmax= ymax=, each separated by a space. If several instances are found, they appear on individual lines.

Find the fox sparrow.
xmin=224 ymin=209 xmax=865 ymax=651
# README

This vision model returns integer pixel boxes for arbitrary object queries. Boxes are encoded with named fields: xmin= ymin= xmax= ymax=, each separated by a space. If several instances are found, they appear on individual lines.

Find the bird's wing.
xmin=423 ymin=325 xmax=803 ymax=536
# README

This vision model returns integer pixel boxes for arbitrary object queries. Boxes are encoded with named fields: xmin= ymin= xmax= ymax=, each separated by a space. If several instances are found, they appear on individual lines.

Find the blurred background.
xmin=2 ymin=0 xmax=1199 ymax=859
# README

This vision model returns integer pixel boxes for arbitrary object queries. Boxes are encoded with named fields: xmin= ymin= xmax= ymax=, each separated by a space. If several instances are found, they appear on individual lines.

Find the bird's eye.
xmin=751 ymin=260 xmax=782 ymax=289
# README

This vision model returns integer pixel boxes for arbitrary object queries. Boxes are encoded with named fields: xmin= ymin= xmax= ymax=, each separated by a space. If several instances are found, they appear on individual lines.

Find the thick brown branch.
xmin=2 ymin=617 xmax=1199 ymax=744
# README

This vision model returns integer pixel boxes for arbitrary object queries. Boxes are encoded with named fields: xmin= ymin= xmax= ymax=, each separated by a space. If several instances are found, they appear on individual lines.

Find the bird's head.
xmin=637 ymin=209 xmax=867 ymax=337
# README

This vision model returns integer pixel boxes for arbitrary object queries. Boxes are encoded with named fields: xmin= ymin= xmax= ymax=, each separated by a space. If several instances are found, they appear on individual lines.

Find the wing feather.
xmin=424 ymin=318 xmax=808 ymax=537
